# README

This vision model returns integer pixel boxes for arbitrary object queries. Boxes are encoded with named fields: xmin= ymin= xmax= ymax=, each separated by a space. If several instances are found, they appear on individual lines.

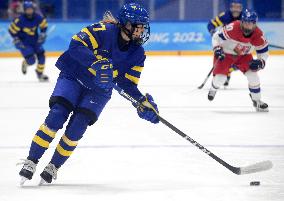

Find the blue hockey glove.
xmin=88 ymin=58 xmax=113 ymax=89
xmin=13 ymin=37 xmax=25 ymax=49
xmin=38 ymin=32 xmax=47 ymax=44
xmin=214 ymin=46 xmax=225 ymax=61
xmin=137 ymin=93 xmax=159 ymax=124
xmin=249 ymin=59 xmax=265 ymax=71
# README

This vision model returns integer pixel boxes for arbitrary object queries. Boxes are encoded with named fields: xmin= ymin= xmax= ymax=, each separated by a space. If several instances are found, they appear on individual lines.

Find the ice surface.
xmin=0 ymin=56 xmax=283 ymax=201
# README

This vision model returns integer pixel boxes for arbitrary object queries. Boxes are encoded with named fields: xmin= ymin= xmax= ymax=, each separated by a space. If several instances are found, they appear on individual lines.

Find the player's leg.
xmin=237 ymin=55 xmax=268 ymax=112
xmin=35 ymin=45 xmax=49 ymax=82
xmin=208 ymin=55 xmax=233 ymax=101
xmin=18 ymin=45 xmax=36 ymax=74
xmin=40 ymin=89 xmax=112 ymax=183
xmin=19 ymin=73 xmax=83 ymax=184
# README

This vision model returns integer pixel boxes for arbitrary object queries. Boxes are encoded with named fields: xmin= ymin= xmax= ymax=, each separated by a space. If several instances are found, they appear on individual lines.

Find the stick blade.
xmin=239 ymin=160 xmax=273 ymax=175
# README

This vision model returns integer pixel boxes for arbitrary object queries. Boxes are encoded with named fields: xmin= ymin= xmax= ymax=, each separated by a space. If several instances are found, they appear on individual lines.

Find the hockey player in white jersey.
xmin=208 ymin=9 xmax=269 ymax=112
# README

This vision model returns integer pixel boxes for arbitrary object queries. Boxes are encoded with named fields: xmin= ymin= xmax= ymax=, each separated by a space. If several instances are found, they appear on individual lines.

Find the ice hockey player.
xmin=208 ymin=9 xmax=269 ymax=112
xmin=207 ymin=0 xmax=243 ymax=86
xmin=18 ymin=3 xmax=159 ymax=185
xmin=8 ymin=1 xmax=49 ymax=82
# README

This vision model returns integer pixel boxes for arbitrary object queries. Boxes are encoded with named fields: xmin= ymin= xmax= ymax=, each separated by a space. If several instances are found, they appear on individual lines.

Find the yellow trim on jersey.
xmin=23 ymin=27 xmax=36 ymax=36
xmin=56 ymin=144 xmax=73 ymax=157
xmin=211 ymin=20 xmax=218 ymax=27
xmin=81 ymin=28 xmax=98 ymax=49
xmin=62 ymin=135 xmax=78 ymax=147
xmin=215 ymin=16 xmax=223 ymax=26
xmin=72 ymin=35 xmax=88 ymax=47
xmin=9 ymin=27 xmax=17 ymax=34
xmin=125 ymin=73 xmax=139 ymax=84
xmin=33 ymin=135 xmax=50 ymax=148
xmin=219 ymin=12 xmax=225 ymax=17
xmin=11 ymin=23 xmax=20 ymax=31
xmin=113 ymin=70 xmax=118 ymax=78
xmin=88 ymin=68 xmax=96 ymax=76
xmin=39 ymin=124 xmax=56 ymax=138
xmin=131 ymin=66 xmax=143 ymax=72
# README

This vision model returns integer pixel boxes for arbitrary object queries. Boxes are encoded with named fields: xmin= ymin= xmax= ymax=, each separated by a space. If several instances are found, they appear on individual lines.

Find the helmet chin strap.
xmin=121 ymin=24 xmax=143 ymax=45
xmin=241 ymin=23 xmax=255 ymax=36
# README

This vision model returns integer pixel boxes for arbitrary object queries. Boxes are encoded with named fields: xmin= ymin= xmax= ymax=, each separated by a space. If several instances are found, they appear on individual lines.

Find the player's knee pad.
xmin=36 ymin=50 xmax=45 ymax=64
xmin=25 ymin=55 xmax=36 ymax=65
xmin=45 ymin=97 xmax=74 ymax=131
xmin=212 ymin=74 xmax=227 ymax=89
xmin=245 ymin=70 xmax=260 ymax=93
xmin=65 ymin=110 xmax=97 ymax=141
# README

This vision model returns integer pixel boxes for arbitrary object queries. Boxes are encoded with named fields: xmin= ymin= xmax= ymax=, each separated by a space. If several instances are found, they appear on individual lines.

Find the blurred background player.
xmin=8 ymin=0 xmax=49 ymax=82
xmin=18 ymin=3 xmax=159 ymax=185
xmin=207 ymin=0 xmax=243 ymax=87
xmin=208 ymin=9 xmax=269 ymax=112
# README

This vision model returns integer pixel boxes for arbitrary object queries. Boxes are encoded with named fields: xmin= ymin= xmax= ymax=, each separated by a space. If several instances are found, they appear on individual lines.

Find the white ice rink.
xmin=0 ymin=55 xmax=283 ymax=201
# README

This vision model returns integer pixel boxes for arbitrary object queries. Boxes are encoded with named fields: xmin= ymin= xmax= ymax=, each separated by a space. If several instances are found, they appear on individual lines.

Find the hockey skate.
xmin=208 ymin=90 xmax=217 ymax=101
xmin=224 ymin=75 xmax=231 ymax=87
xmin=36 ymin=71 xmax=49 ymax=82
xmin=18 ymin=159 xmax=37 ymax=186
xmin=21 ymin=60 xmax=28 ymax=75
xmin=39 ymin=163 xmax=58 ymax=185
xmin=250 ymin=94 xmax=269 ymax=112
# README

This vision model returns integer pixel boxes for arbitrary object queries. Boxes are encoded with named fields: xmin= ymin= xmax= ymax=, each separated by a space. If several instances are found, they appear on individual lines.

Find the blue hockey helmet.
xmin=117 ymin=3 xmax=150 ymax=45
xmin=23 ymin=1 xmax=34 ymax=10
xmin=230 ymin=0 xmax=243 ymax=5
xmin=241 ymin=9 xmax=258 ymax=36
xmin=241 ymin=9 xmax=258 ymax=23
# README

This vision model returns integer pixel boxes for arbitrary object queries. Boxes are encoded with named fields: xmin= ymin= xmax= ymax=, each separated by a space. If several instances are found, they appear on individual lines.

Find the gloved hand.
xmin=38 ymin=32 xmax=47 ymax=44
xmin=137 ymin=93 xmax=159 ymax=124
xmin=13 ymin=37 xmax=25 ymax=49
xmin=249 ymin=59 xmax=265 ymax=71
xmin=88 ymin=58 xmax=113 ymax=89
xmin=209 ymin=29 xmax=216 ymax=36
xmin=214 ymin=46 xmax=225 ymax=61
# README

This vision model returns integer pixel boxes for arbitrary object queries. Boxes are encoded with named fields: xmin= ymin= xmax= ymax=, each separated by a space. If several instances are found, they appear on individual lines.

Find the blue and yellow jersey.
xmin=56 ymin=22 xmax=146 ymax=99
xmin=207 ymin=10 xmax=242 ymax=35
xmin=8 ymin=13 xmax=48 ymax=45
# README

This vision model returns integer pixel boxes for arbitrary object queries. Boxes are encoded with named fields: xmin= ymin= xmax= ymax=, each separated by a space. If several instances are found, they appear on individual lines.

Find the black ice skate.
xmin=250 ymin=94 xmax=269 ymax=112
xmin=21 ymin=60 xmax=28 ymax=75
xmin=40 ymin=163 xmax=58 ymax=184
xmin=36 ymin=71 xmax=49 ymax=82
xmin=18 ymin=159 xmax=37 ymax=186
xmin=208 ymin=90 xmax=217 ymax=101
xmin=224 ymin=75 xmax=231 ymax=87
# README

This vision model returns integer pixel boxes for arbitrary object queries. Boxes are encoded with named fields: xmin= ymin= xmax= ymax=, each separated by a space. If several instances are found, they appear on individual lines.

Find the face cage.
xmin=122 ymin=23 xmax=150 ymax=46
xmin=241 ymin=21 xmax=256 ymax=36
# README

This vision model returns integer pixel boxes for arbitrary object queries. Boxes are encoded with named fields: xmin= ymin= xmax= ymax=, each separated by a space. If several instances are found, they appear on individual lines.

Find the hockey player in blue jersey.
xmin=207 ymin=0 xmax=243 ymax=86
xmin=18 ymin=3 xmax=159 ymax=185
xmin=8 ymin=1 xmax=49 ymax=82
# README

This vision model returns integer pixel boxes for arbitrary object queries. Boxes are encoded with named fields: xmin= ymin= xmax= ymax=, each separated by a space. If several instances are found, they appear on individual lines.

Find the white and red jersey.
xmin=212 ymin=21 xmax=269 ymax=61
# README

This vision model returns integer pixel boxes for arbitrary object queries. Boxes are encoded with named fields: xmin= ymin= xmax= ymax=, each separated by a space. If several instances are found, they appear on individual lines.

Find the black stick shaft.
xmin=113 ymin=84 xmax=240 ymax=175
xmin=198 ymin=65 xmax=214 ymax=89
xmin=269 ymin=44 xmax=284 ymax=49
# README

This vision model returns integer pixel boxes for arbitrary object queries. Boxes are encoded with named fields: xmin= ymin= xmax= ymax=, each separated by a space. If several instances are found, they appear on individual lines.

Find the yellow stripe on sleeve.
xmin=62 ymin=135 xmax=78 ymax=147
xmin=72 ymin=35 xmax=89 ymax=47
xmin=56 ymin=144 xmax=73 ymax=157
xmin=11 ymin=23 xmax=20 ymax=31
xmin=9 ymin=27 xmax=17 ymax=34
xmin=113 ymin=70 xmax=118 ymax=78
xmin=81 ymin=28 xmax=98 ymax=49
xmin=32 ymin=135 xmax=50 ymax=148
xmin=131 ymin=66 xmax=143 ymax=72
xmin=125 ymin=73 xmax=139 ymax=85
xmin=39 ymin=124 xmax=56 ymax=138
xmin=39 ymin=19 xmax=47 ymax=28
xmin=88 ymin=68 xmax=96 ymax=76
xmin=215 ymin=16 xmax=223 ymax=26
xmin=211 ymin=20 xmax=218 ymax=27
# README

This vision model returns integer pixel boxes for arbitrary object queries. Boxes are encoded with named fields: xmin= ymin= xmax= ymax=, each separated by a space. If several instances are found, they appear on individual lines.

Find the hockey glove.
xmin=13 ymin=37 xmax=25 ymax=49
xmin=137 ymin=93 xmax=159 ymax=124
xmin=88 ymin=58 xmax=113 ymax=90
xmin=38 ymin=32 xmax=47 ymax=44
xmin=214 ymin=46 xmax=225 ymax=61
xmin=249 ymin=59 xmax=265 ymax=71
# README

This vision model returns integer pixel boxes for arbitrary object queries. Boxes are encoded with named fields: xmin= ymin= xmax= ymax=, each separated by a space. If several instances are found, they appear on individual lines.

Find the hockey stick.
xmin=113 ymin=84 xmax=273 ymax=175
xmin=197 ymin=66 xmax=214 ymax=89
xmin=269 ymin=44 xmax=284 ymax=49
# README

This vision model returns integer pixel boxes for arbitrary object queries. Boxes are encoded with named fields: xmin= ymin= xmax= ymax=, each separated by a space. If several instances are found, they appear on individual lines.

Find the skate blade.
xmin=256 ymin=108 xmax=269 ymax=112
xmin=19 ymin=176 xmax=28 ymax=186
xmin=39 ymin=178 xmax=46 ymax=186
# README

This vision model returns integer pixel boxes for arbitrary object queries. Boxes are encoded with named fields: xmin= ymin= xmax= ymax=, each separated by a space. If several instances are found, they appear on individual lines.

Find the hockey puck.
xmin=250 ymin=181 xmax=260 ymax=186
